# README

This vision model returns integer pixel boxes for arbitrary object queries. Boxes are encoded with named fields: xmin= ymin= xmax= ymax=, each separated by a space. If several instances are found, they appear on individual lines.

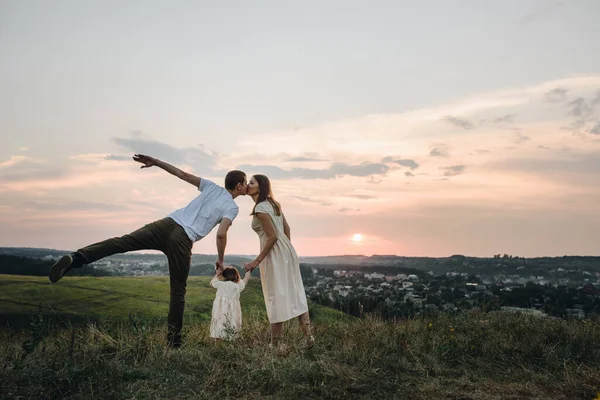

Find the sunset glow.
xmin=1 ymin=2 xmax=599 ymax=257
xmin=351 ymin=234 xmax=364 ymax=243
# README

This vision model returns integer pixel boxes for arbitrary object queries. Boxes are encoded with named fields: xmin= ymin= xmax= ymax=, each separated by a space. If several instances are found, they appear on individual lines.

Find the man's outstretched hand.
xmin=133 ymin=154 xmax=157 ymax=169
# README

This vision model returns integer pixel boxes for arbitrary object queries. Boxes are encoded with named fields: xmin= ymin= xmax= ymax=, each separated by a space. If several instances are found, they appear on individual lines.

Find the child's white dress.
xmin=210 ymin=274 xmax=250 ymax=339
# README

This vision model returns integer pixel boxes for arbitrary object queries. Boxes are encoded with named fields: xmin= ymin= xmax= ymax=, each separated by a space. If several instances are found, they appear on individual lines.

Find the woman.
xmin=244 ymin=174 xmax=314 ymax=347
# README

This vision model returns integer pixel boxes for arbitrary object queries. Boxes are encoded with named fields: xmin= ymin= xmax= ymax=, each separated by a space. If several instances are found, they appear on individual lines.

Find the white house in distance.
xmin=364 ymin=272 xmax=385 ymax=280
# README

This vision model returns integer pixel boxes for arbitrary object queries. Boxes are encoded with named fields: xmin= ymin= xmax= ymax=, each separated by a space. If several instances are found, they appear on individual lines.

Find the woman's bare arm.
xmin=245 ymin=213 xmax=278 ymax=271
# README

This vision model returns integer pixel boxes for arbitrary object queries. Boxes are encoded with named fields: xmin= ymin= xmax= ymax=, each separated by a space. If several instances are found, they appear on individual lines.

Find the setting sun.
xmin=351 ymin=233 xmax=364 ymax=243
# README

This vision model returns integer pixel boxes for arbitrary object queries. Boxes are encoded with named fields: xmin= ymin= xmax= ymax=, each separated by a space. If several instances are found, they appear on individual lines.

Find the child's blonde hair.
xmin=222 ymin=267 xmax=241 ymax=283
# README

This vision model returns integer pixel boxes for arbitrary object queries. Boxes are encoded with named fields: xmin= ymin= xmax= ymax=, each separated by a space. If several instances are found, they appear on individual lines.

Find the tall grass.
xmin=1 ymin=311 xmax=599 ymax=399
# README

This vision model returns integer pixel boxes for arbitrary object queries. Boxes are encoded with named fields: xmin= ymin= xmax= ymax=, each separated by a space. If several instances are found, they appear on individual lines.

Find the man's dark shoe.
xmin=169 ymin=340 xmax=182 ymax=350
xmin=167 ymin=334 xmax=182 ymax=349
xmin=49 ymin=253 xmax=83 ymax=283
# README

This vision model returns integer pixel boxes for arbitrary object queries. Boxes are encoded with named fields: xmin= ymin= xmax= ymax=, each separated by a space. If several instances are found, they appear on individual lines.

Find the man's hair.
xmin=222 ymin=267 xmax=241 ymax=283
xmin=224 ymin=170 xmax=246 ymax=191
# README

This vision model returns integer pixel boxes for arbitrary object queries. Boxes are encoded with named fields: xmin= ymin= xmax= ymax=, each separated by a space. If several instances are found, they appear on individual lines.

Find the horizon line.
xmin=1 ymin=247 xmax=599 ymax=259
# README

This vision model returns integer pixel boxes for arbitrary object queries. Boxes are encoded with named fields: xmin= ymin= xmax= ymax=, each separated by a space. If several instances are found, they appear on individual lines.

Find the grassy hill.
xmin=1 ymin=275 xmax=599 ymax=399
xmin=0 ymin=275 xmax=343 ymax=327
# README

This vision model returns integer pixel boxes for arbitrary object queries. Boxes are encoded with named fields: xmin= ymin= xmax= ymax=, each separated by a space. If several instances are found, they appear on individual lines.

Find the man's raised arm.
xmin=133 ymin=154 xmax=200 ymax=188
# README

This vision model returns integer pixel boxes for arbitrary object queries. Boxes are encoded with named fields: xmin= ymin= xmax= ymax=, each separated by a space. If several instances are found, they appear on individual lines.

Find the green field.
xmin=0 ymin=274 xmax=344 ymax=327
xmin=2 ymin=275 xmax=600 ymax=399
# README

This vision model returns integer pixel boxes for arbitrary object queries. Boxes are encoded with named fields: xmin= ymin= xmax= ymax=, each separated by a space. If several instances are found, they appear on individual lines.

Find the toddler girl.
xmin=210 ymin=266 xmax=251 ymax=340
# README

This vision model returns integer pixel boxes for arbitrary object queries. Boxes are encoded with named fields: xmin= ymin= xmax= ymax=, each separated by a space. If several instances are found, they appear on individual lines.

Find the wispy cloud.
xmin=238 ymin=164 xmax=333 ymax=180
xmin=493 ymin=151 xmax=600 ymax=175
xmin=569 ymin=97 xmax=593 ymax=118
xmin=513 ymin=132 xmax=531 ymax=144
xmin=442 ymin=116 xmax=475 ymax=130
xmin=493 ymin=114 xmax=516 ymax=124
xmin=22 ymin=201 xmax=129 ymax=212
xmin=472 ymin=149 xmax=491 ymax=155
xmin=562 ymin=90 xmax=600 ymax=134
xmin=113 ymin=132 xmax=217 ymax=173
xmin=381 ymin=157 xmax=420 ymax=170
xmin=0 ymin=157 xmax=66 ymax=182
xmin=285 ymin=155 xmax=327 ymax=162
xmin=544 ymin=88 xmax=568 ymax=103
xmin=238 ymin=161 xmax=390 ymax=180
xmin=0 ymin=154 xmax=156 ymax=192
xmin=330 ymin=162 xmax=389 ymax=177
xmin=291 ymin=196 xmax=333 ymax=207
xmin=105 ymin=155 xmax=131 ymax=161
xmin=0 ymin=155 xmax=28 ymax=168
xmin=342 ymin=194 xmax=377 ymax=200
xmin=430 ymin=145 xmax=450 ymax=158
xmin=440 ymin=165 xmax=465 ymax=177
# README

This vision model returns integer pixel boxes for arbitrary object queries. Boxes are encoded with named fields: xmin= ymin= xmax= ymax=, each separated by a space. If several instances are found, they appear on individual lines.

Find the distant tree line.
xmin=0 ymin=255 xmax=114 ymax=277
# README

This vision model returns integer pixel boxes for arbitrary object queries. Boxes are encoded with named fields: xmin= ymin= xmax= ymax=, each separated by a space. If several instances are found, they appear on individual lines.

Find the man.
xmin=49 ymin=153 xmax=248 ymax=347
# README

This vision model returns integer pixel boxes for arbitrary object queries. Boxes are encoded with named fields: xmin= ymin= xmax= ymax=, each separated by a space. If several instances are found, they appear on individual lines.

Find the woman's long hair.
xmin=251 ymin=174 xmax=282 ymax=216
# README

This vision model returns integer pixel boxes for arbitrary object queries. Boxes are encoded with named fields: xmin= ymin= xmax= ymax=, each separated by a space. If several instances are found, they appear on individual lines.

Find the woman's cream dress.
xmin=251 ymin=200 xmax=309 ymax=324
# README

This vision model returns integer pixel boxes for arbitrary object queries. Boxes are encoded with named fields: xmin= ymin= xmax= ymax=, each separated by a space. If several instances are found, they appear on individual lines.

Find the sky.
xmin=1 ymin=0 xmax=600 ymax=257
